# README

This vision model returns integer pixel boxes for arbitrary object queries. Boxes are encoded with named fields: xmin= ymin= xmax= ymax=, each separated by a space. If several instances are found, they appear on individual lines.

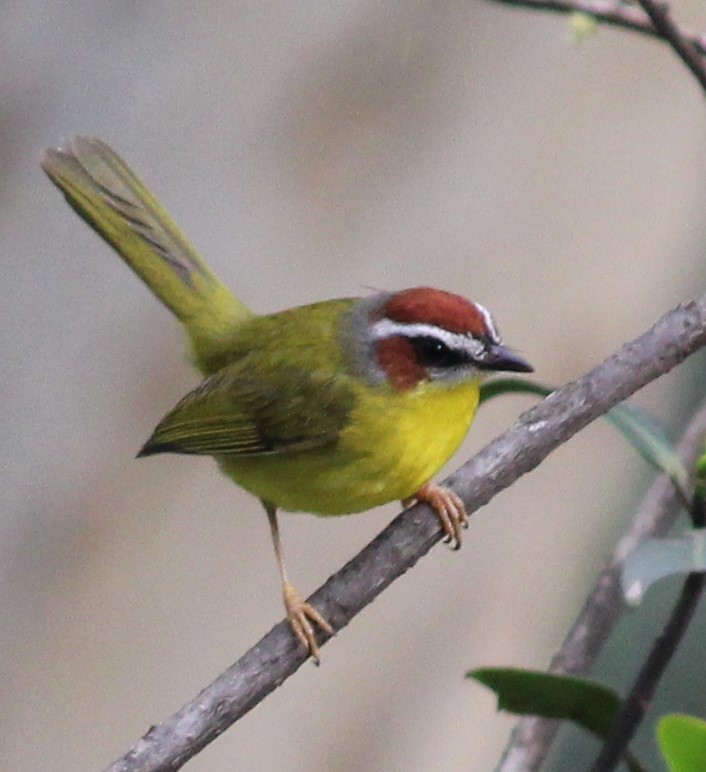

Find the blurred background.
xmin=4 ymin=2 xmax=706 ymax=770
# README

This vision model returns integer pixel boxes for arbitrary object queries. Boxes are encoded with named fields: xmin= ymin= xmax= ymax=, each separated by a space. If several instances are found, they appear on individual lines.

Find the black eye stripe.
xmin=408 ymin=336 xmax=474 ymax=369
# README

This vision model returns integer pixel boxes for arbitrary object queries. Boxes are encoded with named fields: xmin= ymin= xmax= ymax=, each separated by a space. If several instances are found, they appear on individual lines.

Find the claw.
xmin=405 ymin=483 xmax=469 ymax=549
xmin=283 ymin=582 xmax=333 ymax=663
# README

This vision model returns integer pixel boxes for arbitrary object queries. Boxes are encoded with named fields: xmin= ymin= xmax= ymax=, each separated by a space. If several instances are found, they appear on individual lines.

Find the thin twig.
xmin=488 ymin=0 xmax=706 ymax=56
xmin=591 ymin=486 xmax=706 ymax=769
xmin=496 ymin=398 xmax=706 ymax=771
xmin=105 ymin=294 xmax=706 ymax=772
xmin=590 ymin=573 xmax=705 ymax=771
xmin=691 ymin=489 xmax=705 ymax=530
xmin=634 ymin=0 xmax=706 ymax=96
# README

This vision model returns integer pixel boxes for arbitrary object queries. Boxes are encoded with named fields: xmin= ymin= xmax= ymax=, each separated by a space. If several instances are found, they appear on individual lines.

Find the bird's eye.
xmin=410 ymin=336 xmax=469 ymax=369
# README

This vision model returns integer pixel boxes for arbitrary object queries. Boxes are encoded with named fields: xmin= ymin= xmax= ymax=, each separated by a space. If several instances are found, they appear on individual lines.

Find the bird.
xmin=41 ymin=136 xmax=532 ymax=662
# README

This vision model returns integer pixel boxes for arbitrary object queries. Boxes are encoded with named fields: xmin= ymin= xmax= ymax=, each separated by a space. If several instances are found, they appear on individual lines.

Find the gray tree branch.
xmin=107 ymin=293 xmax=706 ymax=772
xmin=634 ymin=0 xmax=706 ymax=94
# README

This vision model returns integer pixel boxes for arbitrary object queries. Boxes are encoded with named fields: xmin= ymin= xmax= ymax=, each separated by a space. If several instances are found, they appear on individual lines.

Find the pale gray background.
xmin=3 ymin=2 xmax=706 ymax=770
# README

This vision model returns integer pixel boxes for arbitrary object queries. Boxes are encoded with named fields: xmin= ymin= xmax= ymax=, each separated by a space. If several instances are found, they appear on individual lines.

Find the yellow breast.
xmin=222 ymin=378 xmax=481 ymax=515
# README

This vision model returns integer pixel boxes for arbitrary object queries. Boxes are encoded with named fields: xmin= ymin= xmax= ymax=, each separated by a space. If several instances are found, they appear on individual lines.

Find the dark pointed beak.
xmin=478 ymin=344 xmax=533 ymax=373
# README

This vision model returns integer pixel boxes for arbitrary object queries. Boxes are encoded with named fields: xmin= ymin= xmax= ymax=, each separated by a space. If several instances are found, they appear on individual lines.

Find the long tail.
xmin=41 ymin=136 xmax=253 ymax=374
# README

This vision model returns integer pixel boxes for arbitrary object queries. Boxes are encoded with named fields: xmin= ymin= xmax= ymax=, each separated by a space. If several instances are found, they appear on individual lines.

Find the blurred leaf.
xmin=658 ymin=714 xmax=706 ymax=772
xmin=479 ymin=378 xmax=551 ymax=405
xmin=605 ymin=402 xmax=690 ymax=503
xmin=622 ymin=530 xmax=706 ymax=606
xmin=469 ymin=668 xmax=646 ymax=771
xmin=570 ymin=11 xmax=599 ymax=43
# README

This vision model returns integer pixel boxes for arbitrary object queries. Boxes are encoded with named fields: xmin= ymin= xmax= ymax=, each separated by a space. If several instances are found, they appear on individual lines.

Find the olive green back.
xmin=139 ymin=299 xmax=360 ymax=457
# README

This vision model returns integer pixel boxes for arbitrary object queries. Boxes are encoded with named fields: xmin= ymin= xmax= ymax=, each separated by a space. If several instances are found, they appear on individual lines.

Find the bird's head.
xmin=348 ymin=286 xmax=533 ymax=391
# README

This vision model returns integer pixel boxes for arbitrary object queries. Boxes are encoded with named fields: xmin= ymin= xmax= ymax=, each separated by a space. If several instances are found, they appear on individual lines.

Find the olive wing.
xmin=138 ymin=360 xmax=357 ymax=457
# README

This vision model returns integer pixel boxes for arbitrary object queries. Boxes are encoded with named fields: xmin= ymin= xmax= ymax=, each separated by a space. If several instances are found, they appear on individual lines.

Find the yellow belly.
xmin=220 ymin=379 xmax=480 ymax=515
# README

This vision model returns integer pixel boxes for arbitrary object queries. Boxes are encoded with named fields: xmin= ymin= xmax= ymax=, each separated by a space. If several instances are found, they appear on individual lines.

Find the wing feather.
xmin=138 ymin=359 xmax=356 ymax=457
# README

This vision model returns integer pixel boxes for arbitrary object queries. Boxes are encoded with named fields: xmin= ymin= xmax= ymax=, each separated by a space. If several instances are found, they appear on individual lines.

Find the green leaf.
xmin=469 ymin=668 xmax=647 ymax=772
xmin=658 ymin=714 xmax=706 ymax=772
xmin=622 ymin=530 xmax=706 ymax=606
xmin=479 ymin=378 xmax=551 ymax=405
xmin=469 ymin=668 xmax=620 ymax=735
xmin=605 ymin=402 xmax=690 ymax=503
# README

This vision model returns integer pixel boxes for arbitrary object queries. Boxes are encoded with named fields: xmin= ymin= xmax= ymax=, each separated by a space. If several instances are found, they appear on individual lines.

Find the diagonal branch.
xmin=107 ymin=293 xmax=706 ymax=772
xmin=590 ymin=573 xmax=705 ymax=770
xmin=590 ymin=464 xmax=706 ymax=769
xmin=496 ymin=396 xmax=706 ymax=771
xmin=488 ymin=0 xmax=706 ymax=60
xmin=635 ymin=0 xmax=706 ymax=96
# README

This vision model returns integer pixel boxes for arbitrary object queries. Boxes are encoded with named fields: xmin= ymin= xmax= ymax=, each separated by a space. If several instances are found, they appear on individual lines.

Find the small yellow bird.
xmin=41 ymin=137 xmax=532 ymax=661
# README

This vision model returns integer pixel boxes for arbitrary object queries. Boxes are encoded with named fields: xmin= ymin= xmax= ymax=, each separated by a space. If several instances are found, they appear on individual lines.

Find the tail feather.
xmin=41 ymin=136 xmax=253 ymax=374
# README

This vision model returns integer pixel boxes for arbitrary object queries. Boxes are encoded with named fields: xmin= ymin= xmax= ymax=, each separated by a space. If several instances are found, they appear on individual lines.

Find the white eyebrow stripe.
xmin=475 ymin=303 xmax=499 ymax=343
xmin=371 ymin=319 xmax=485 ymax=356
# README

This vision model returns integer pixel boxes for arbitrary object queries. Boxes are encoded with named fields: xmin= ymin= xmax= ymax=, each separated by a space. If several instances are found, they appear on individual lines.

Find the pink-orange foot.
xmin=404 ymin=482 xmax=469 ymax=550
xmin=282 ymin=581 xmax=333 ymax=664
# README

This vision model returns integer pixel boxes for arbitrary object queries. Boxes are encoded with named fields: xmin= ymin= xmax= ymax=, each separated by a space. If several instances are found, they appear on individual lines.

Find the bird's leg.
xmin=263 ymin=502 xmax=333 ymax=663
xmin=403 ymin=483 xmax=469 ymax=550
